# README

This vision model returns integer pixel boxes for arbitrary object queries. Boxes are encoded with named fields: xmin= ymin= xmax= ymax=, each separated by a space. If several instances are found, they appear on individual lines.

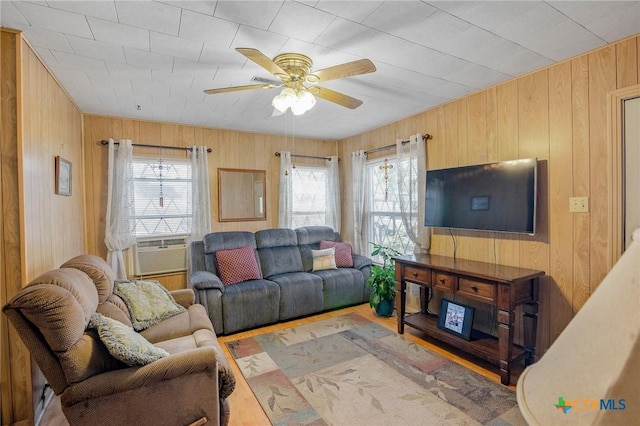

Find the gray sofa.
xmin=190 ymin=226 xmax=372 ymax=334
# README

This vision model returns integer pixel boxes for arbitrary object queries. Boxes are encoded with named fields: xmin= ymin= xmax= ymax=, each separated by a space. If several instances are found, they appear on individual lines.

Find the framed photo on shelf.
xmin=437 ymin=298 xmax=475 ymax=341
xmin=55 ymin=156 xmax=72 ymax=196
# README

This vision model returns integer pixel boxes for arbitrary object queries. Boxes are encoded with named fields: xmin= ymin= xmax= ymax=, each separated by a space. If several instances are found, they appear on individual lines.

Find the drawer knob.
xmin=439 ymin=278 xmax=446 ymax=284
xmin=412 ymin=272 xmax=418 ymax=277
xmin=471 ymin=285 xmax=478 ymax=292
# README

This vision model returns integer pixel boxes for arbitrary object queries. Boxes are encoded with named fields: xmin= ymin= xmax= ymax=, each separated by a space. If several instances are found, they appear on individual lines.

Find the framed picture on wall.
xmin=55 ymin=156 xmax=72 ymax=196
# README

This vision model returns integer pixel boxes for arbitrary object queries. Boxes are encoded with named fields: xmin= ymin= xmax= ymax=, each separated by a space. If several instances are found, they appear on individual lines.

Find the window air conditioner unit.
xmin=128 ymin=235 xmax=188 ymax=276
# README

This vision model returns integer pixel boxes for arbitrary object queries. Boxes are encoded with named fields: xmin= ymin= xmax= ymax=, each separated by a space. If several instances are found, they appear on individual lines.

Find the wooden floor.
xmin=41 ymin=304 xmax=519 ymax=426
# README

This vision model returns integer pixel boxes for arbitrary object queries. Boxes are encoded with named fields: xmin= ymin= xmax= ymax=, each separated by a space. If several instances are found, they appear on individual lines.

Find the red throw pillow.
xmin=319 ymin=240 xmax=354 ymax=268
xmin=215 ymin=246 xmax=263 ymax=286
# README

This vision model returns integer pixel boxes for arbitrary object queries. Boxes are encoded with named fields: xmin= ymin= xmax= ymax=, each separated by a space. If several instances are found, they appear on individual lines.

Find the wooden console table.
xmin=395 ymin=253 xmax=544 ymax=386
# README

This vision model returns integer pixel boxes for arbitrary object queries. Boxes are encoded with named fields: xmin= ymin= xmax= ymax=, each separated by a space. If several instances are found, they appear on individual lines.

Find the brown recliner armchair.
xmin=3 ymin=254 xmax=235 ymax=426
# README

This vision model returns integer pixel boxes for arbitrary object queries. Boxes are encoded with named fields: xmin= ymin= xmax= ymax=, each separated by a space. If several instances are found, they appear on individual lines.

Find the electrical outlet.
xmin=569 ymin=196 xmax=589 ymax=213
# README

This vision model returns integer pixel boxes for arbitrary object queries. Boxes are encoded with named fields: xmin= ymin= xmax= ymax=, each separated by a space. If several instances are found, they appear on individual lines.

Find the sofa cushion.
xmin=61 ymin=254 xmax=116 ymax=304
xmin=221 ymin=279 xmax=280 ymax=334
xmin=256 ymin=229 xmax=303 ymax=277
xmin=203 ymin=231 xmax=257 ymax=275
xmin=215 ymin=246 xmax=263 ymax=285
xmin=115 ymin=280 xmax=185 ymax=331
xmin=141 ymin=304 xmax=213 ymax=343
xmin=268 ymin=272 xmax=324 ymax=320
xmin=295 ymin=226 xmax=338 ymax=245
xmin=320 ymin=240 xmax=354 ymax=267
xmin=312 ymin=247 xmax=337 ymax=271
xmin=89 ymin=313 xmax=169 ymax=366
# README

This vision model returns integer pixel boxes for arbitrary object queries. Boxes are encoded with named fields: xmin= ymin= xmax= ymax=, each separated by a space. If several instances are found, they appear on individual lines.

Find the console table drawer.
xmin=433 ymin=272 xmax=456 ymax=293
xmin=458 ymin=278 xmax=495 ymax=303
xmin=403 ymin=266 xmax=430 ymax=284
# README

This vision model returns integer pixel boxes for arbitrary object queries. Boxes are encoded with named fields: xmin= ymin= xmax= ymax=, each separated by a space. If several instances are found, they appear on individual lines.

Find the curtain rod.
xmin=364 ymin=133 xmax=432 ymax=155
xmin=274 ymin=152 xmax=338 ymax=162
xmin=100 ymin=139 xmax=212 ymax=153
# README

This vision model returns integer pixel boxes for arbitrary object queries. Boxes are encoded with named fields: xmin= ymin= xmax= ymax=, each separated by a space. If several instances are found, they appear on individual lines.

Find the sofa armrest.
xmin=352 ymin=253 xmax=373 ymax=271
xmin=190 ymin=270 xmax=224 ymax=291
xmin=61 ymin=347 xmax=221 ymax=404
xmin=170 ymin=288 xmax=195 ymax=308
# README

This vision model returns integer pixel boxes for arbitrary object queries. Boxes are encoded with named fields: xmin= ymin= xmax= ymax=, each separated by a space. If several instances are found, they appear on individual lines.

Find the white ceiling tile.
xmin=492 ymin=3 xmax=570 ymax=53
xmin=447 ymin=62 xmax=510 ymax=89
xmin=157 ymin=1 xmax=216 ymax=16
xmin=532 ymin=23 xmax=605 ymax=61
xmin=0 ymin=1 xmax=30 ymax=26
xmin=396 ymin=10 xmax=471 ymax=50
xmin=66 ymin=35 xmax=126 ymax=63
xmin=173 ymin=57 xmax=218 ymax=79
xmin=150 ymin=32 xmax=203 ymax=61
xmin=461 ymin=36 xmax=551 ymax=76
xmin=314 ymin=17 xmax=375 ymax=51
xmin=19 ymin=27 xmax=74 ymax=52
xmin=124 ymin=47 xmax=174 ymax=71
xmin=51 ymin=50 xmax=108 ymax=74
xmin=131 ymin=78 xmax=171 ymax=98
xmin=179 ymin=9 xmax=239 ymax=47
xmin=86 ymin=73 xmax=133 ymax=93
xmin=88 ymin=17 xmax=150 ymax=50
xmin=583 ymin=2 xmax=640 ymax=43
xmin=231 ymin=25 xmax=288 ymax=53
xmin=115 ymin=1 xmax=181 ymax=36
xmin=548 ymin=1 xmax=636 ymax=24
xmin=12 ymin=2 xmax=93 ymax=38
xmin=200 ymin=44 xmax=246 ymax=69
xmin=214 ymin=1 xmax=283 ymax=30
xmin=48 ymin=1 xmax=118 ymax=21
xmin=105 ymin=61 xmax=152 ymax=79
xmin=313 ymin=0 xmax=383 ymax=23
xmin=362 ymin=1 xmax=437 ymax=33
xmin=430 ymin=1 xmax=540 ymax=32
xmin=268 ymin=1 xmax=335 ymax=43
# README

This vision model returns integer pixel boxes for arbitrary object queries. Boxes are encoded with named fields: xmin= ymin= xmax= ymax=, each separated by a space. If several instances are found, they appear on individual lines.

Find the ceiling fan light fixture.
xmin=273 ymin=87 xmax=316 ymax=115
xmin=272 ymin=87 xmax=296 ymax=112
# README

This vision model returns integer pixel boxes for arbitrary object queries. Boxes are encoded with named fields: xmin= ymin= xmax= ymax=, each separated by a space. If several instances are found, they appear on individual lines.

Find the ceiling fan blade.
xmin=311 ymin=59 xmax=376 ymax=83
xmin=236 ymin=48 xmax=288 ymax=79
xmin=314 ymin=87 xmax=363 ymax=109
xmin=204 ymin=83 xmax=275 ymax=95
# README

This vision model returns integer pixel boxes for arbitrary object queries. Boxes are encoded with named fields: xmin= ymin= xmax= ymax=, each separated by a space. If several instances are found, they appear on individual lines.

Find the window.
xmin=132 ymin=157 xmax=192 ymax=237
xmin=366 ymin=157 xmax=414 ymax=261
xmin=291 ymin=165 xmax=327 ymax=228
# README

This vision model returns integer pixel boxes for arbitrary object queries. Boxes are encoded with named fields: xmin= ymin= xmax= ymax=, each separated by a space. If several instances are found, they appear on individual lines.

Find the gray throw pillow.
xmin=89 ymin=313 xmax=169 ymax=366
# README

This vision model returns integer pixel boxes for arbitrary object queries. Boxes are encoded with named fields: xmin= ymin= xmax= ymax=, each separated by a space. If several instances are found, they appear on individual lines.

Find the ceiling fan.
xmin=204 ymin=48 xmax=376 ymax=114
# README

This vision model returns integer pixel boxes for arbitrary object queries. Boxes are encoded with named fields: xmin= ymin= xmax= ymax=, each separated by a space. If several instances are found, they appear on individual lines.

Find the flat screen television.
xmin=424 ymin=158 xmax=537 ymax=235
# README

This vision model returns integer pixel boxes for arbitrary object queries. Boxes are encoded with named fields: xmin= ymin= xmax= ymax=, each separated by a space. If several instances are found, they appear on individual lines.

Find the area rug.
xmin=225 ymin=312 xmax=526 ymax=425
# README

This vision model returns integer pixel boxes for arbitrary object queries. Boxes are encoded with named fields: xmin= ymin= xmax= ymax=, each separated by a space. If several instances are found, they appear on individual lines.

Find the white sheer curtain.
xmin=189 ymin=146 xmax=211 ymax=241
xmin=397 ymin=134 xmax=430 ymax=253
xmin=325 ymin=156 xmax=341 ymax=232
xmin=278 ymin=151 xmax=293 ymax=228
xmin=351 ymin=150 xmax=368 ymax=254
xmin=105 ymin=138 xmax=136 ymax=279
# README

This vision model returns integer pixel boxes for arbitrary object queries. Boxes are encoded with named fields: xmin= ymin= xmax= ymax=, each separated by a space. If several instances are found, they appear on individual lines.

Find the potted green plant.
xmin=366 ymin=243 xmax=401 ymax=317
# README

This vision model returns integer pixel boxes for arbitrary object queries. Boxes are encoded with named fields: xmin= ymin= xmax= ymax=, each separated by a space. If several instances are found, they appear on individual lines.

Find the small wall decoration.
xmin=437 ymin=298 xmax=475 ymax=341
xmin=55 ymin=156 xmax=72 ymax=196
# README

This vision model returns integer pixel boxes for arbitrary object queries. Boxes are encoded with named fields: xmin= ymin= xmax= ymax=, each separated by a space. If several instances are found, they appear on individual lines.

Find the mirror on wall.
xmin=218 ymin=168 xmax=266 ymax=222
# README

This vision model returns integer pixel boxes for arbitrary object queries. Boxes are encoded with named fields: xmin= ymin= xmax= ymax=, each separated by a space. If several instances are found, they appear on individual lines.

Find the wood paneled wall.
xmin=82 ymin=115 xmax=337 ymax=288
xmin=1 ymin=30 xmax=84 ymax=426
xmin=338 ymin=34 xmax=640 ymax=356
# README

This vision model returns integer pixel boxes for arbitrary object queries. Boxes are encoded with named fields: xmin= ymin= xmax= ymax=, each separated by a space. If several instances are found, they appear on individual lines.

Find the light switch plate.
xmin=569 ymin=196 xmax=589 ymax=213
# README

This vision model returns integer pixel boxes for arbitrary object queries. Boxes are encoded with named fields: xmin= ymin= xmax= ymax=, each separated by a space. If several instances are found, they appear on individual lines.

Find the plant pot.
xmin=375 ymin=297 xmax=395 ymax=317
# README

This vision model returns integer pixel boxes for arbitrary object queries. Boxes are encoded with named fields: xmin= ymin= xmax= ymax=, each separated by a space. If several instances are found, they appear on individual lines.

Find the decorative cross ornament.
xmin=379 ymin=158 xmax=393 ymax=201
